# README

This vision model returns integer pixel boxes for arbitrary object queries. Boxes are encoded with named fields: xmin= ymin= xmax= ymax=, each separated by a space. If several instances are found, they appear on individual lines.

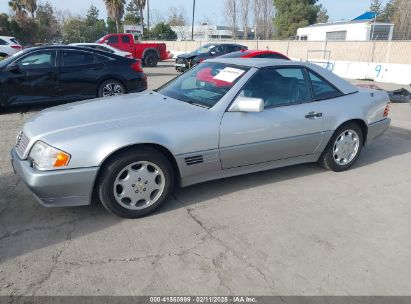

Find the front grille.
xmin=15 ymin=132 xmax=30 ymax=159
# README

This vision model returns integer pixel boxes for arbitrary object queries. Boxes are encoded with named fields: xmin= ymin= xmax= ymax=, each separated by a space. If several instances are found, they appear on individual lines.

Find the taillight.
xmin=383 ymin=103 xmax=390 ymax=117
xmin=11 ymin=45 xmax=22 ymax=49
xmin=131 ymin=59 xmax=143 ymax=72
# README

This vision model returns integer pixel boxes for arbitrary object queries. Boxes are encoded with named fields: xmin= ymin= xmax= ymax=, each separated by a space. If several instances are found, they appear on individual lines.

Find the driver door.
xmin=3 ymin=50 xmax=59 ymax=106
xmin=219 ymin=67 xmax=324 ymax=169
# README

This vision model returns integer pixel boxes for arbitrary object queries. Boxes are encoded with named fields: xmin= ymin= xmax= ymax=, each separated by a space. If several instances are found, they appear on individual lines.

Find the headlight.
xmin=28 ymin=141 xmax=71 ymax=170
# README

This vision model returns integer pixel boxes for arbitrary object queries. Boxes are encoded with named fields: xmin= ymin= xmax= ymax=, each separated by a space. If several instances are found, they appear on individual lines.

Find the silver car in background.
xmin=11 ymin=58 xmax=391 ymax=218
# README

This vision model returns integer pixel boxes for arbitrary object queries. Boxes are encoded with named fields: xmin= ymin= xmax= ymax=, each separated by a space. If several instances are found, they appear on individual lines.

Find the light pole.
xmin=191 ymin=0 xmax=196 ymax=41
xmin=370 ymin=12 xmax=378 ymax=40
xmin=147 ymin=0 xmax=150 ymax=39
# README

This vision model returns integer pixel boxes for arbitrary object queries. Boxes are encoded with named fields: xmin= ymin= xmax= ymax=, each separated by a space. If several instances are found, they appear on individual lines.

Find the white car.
xmin=0 ymin=36 xmax=22 ymax=57
xmin=69 ymin=43 xmax=132 ymax=58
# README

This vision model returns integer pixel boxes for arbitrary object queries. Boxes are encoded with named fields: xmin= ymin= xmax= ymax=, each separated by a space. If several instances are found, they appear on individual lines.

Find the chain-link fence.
xmin=149 ymin=39 xmax=411 ymax=64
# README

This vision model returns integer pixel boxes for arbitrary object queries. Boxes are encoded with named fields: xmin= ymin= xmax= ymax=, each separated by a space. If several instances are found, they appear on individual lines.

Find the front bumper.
xmin=366 ymin=118 xmax=391 ymax=145
xmin=11 ymin=148 xmax=99 ymax=207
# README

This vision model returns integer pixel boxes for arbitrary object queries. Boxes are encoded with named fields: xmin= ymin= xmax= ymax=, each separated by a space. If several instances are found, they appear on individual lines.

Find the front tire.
xmin=98 ymin=79 xmax=125 ymax=98
xmin=98 ymin=148 xmax=174 ymax=218
xmin=319 ymin=122 xmax=364 ymax=172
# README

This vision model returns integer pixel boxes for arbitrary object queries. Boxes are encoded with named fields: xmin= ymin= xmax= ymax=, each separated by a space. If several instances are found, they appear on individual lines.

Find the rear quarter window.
xmin=308 ymin=70 xmax=343 ymax=100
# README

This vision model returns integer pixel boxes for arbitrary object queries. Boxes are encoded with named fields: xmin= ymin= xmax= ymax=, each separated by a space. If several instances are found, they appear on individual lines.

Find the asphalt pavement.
xmin=1 ymin=61 xmax=410 ymax=296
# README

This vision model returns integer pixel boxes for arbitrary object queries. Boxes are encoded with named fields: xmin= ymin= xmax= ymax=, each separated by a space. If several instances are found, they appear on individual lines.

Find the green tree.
xmin=85 ymin=5 xmax=107 ymax=41
xmin=63 ymin=17 xmax=88 ymax=43
xmin=316 ymin=4 xmax=329 ymax=23
xmin=36 ymin=2 xmax=60 ymax=42
xmin=86 ymin=4 xmax=99 ymax=25
xmin=21 ymin=0 xmax=37 ymax=19
xmin=8 ymin=0 xmax=26 ymax=18
xmin=273 ymin=0 xmax=320 ymax=38
xmin=107 ymin=17 xmax=123 ymax=33
xmin=377 ymin=0 xmax=397 ymax=21
xmin=149 ymin=22 xmax=177 ymax=40
xmin=370 ymin=0 xmax=383 ymax=14
xmin=133 ymin=0 xmax=146 ymax=34
xmin=124 ymin=1 xmax=140 ymax=24
xmin=104 ymin=0 xmax=125 ymax=33
xmin=0 ymin=13 xmax=10 ymax=35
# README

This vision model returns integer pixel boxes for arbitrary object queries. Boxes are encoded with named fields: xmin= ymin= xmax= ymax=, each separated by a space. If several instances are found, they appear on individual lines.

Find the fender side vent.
xmin=185 ymin=155 xmax=204 ymax=166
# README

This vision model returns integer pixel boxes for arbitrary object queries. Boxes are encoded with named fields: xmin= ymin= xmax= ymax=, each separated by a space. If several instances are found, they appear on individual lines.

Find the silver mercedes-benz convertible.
xmin=11 ymin=58 xmax=391 ymax=218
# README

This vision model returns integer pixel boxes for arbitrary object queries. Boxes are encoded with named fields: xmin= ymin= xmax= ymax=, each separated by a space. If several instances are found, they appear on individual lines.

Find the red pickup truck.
xmin=97 ymin=34 xmax=168 ymax=67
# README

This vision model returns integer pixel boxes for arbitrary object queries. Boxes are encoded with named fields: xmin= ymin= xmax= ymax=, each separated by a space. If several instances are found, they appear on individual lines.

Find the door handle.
xmin=305 ymin=112 xmax=323 ymax=119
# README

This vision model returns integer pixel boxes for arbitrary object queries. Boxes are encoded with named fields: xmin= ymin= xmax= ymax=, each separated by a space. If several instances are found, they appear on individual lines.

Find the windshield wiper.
xmin=182 ymin=99 xmax=209 ymax=108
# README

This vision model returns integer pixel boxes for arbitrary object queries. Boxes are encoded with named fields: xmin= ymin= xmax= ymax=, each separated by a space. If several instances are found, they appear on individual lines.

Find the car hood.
xmin=23 ymin=91 xmax=207 ymax=140
xmin=177 ymin=52 xmax=198 ymax=60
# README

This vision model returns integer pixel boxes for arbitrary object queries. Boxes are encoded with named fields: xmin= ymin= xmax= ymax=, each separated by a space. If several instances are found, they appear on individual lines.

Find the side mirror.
xmin=210 ymin=50 xmax=216 ymax=56
xmin=6 ymin=62 xmax=20 ymax=72
xmin=228 ymin=96 xmax=264 ymax=113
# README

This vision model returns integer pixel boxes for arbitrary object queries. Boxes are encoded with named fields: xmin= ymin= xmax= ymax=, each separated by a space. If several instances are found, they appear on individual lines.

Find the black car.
xmin=175 ymin=43 xmax=247 ymax=72
xmin=0 ymin=45 xmax=147 ymax=111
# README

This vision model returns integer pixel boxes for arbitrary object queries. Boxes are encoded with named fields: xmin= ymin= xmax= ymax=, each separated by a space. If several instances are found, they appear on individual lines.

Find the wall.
xmin=152 ymin=40 xmax=411 ymax=64
xmin=309 ymin=60 xmax=411 ymax=85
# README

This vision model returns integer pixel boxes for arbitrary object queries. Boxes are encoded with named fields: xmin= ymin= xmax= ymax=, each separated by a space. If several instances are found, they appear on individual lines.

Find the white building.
xmin=171 ymin=24 xmax=233 ymax=41
xmin=170 ymin=24 xmax=253 ymax=41
xmin=296 ymin=20 xmax=394 ymax=41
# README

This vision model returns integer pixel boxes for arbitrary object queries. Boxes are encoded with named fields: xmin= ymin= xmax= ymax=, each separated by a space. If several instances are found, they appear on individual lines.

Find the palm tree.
xmin=133 ymin=0 xmax=146 ymax=34
xmin=21 ymin=0 xmax=37 ymax=19
xmin=104 ymin=0 xmax=126 ymax=33
xmin=8 ymin=0 xmax=25 ymax=18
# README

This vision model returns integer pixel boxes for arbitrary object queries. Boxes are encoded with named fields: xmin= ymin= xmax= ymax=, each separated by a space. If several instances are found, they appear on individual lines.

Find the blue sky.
xmin=0 ymin=0 xmax=389 ymax=24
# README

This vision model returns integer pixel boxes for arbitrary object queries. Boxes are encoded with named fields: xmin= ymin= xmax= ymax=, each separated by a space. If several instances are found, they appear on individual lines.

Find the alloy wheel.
xmin=113 ymin=161 xmax=165 ymax=210
xmin=332 ymin=129 xmax=360 ymax=165
xmin=102 ymin=83 xmax=124 ymax=97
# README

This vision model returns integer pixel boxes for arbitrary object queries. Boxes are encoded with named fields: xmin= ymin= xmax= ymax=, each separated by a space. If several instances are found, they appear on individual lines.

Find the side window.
xmin=226 ymin=45 xmax=240 ymax=53
xmin=239 ymin=67 xmax=312 ymax=108
xmin=308 ymin=70 xmax=342 ymax=100
xmin=62 ymin=51 xmax=95 ymax=66
xmin=107 ymin=36 xmax=119 ymax=44
xmin=16 ymin=51 xmax=56 ymax=69
xmin=121 ymin=35 xmax=130 ymax=44
xmin=10 ymin=38 xmax=20 ymax=45
xmin=0 ymin=39 xmax=8 ymax=45
xmin=213 ymin=45 xmax=225 ymax=54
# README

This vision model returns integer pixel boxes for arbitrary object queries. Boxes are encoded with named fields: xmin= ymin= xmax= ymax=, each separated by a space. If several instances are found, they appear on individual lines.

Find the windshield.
xmin=193 ymin=44 xmax=214 ymax=54
xmin=157 ymin=62 xmax=249 ymax=108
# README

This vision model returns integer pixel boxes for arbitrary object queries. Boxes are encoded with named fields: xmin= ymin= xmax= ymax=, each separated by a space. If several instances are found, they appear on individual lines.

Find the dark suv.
xmin=175 ymin=43 xmax=247 ymax=72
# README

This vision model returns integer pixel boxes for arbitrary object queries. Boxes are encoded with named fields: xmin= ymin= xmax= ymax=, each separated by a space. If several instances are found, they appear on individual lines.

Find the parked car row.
xmin=175 ymin=43 xmax=290 ymax=72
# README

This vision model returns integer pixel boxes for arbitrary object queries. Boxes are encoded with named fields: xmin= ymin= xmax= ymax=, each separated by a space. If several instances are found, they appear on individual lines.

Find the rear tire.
xmin=98 ymin=79 xmax=125 ymax=98
xmin=144 ymin=53 xmax=158 ymax=67
xmin=98 ymin=148 xmax=174 ymax=218
xmin=319 ymin=122 xmax=364 ymax=172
